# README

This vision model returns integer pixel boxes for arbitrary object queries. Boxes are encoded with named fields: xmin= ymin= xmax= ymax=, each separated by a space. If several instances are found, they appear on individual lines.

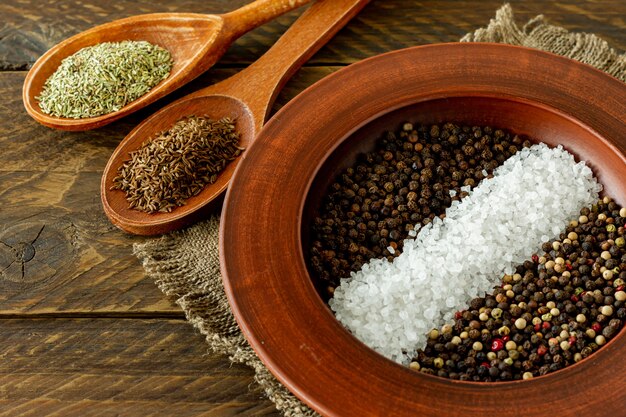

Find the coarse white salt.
xmin=329 ymin=143 xmax=601 ymax=364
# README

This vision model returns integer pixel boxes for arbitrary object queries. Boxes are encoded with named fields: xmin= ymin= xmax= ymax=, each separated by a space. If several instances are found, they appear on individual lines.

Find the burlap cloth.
xmin=134 ymin=4 xmax=626 ymax=416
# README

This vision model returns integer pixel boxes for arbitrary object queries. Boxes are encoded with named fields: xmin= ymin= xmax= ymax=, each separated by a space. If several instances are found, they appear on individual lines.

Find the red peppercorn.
xmin=617 ymin=285 xmax=625 ymax=292
xmin=565 ymin=263 xmax=573 ymax=271
xmin=491 ymin=339 xmax=504 ymax=351
xmin=571 ymin=295 xmax=579 ymax=302
xmin=592 ymin=323 xmax=602 ymax=332
xmin=569 ymin=336 xmax=577 ymax=345
xmin=537 ymin=345 xmax=548 ymax=356
xmin=532 ymin=254 xmax=539 ymax=263
xmin=455 ymin=311 xmax=463 ymax=320
xmin=481 ymin=362 xmax=491 ymax=368
xmin=534 ymin=323 xmax=541 ymax=332
xmin=542 ymin=322 xmax=551 ymax=329
xmin=502 ymin=335 xmax=510 ymax=342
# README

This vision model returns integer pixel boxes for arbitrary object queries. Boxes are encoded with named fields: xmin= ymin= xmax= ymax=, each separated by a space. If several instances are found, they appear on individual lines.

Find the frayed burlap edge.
xmin=461 ymin=3 xmax=626 ymax=82
xmin=134 ymin=217 xmax=315 ymax=417
xmin=134 ymin=4 xmax=625 ymax=416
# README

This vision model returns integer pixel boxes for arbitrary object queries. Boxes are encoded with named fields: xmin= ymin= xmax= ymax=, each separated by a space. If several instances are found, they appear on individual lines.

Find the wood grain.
xmin=2 ymin=0 xmax=624 ymax=70
xmin=0 ymin=318 xmax=279 ymax=416
xmin=0 ymin=68 xmax=334 ymax=173
xmin=0 ymin=67 xmax=333 ymax=314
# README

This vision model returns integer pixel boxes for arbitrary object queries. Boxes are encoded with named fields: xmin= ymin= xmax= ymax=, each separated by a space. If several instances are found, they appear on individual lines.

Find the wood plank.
xmin=0 ymin=318 xmax=280 ymax=416
xmin=0 ymin=66 xmax=335 ymax=315
xmin=0 ymin=67 xmax=336 ymax=173
xmin=1 ymin=0 xmax=624 ymax=70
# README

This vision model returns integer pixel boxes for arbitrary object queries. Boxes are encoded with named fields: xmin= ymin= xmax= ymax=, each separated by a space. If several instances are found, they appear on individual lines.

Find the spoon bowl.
xmin=23 ymin=0 xmax=312 ymax=131
xmin=101 ymin=0 xmax=369 ymax=235
xmin=102 ymin=95 xmax=254 ymax=233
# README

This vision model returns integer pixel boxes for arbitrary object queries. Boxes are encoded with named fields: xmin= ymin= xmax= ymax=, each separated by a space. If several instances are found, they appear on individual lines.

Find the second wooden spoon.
xmin=101 ymin=0 xmax=370 ymax=235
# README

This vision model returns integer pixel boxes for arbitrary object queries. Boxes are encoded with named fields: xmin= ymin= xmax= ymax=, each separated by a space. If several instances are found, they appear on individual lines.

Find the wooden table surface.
xmin=0 ymin=0 xmax=624 ymax=415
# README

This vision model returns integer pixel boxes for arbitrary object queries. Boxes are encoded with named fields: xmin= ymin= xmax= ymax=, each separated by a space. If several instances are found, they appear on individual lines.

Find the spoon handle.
xmin=222 ymin=0 xmax=314 ymax=40
xmin=220 ymin=0 xmax=370 ymax=132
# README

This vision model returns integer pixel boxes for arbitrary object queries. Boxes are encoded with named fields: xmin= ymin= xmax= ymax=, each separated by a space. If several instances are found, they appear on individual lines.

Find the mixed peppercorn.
xmin=309 ymin=122 xmax=532 ymax=289
xmin=412 ymin=199 xmax=626 ymax=381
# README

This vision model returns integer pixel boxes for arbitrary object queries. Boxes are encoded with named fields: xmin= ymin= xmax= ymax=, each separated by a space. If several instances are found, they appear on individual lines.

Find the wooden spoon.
xmin=22 ymin=0 xmax=313 ymax=131
xmin=101 ymin=0 xmax=369 ymax=236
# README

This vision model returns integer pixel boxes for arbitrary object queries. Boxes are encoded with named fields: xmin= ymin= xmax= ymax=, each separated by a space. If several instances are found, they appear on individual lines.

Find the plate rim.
xmin=220 ymin=42 xmax=626 ymax=417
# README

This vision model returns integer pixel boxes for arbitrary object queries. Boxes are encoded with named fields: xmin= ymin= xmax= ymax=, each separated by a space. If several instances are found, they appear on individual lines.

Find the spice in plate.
xmin=329 ymin=143 xmax=601 ymax=364
xmin=37 ymin=40 xmax=173 ymax=118
xmin=112 ymin=116 xmax=243 ymax=213
xmin=413 ymin=197 xmax=625 ymax=381
xmin=309 ymin=120 xmax=624 ymax=381
xmin=309 ymin=123 xmax=532 ymax=289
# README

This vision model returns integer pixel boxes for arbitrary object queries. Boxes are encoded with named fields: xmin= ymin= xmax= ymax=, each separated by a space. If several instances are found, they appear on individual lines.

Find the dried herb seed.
xmin=37 ymin=40 xmax=173 ymax=119
xmin=112 ymin=116 xmax=243 ymax=213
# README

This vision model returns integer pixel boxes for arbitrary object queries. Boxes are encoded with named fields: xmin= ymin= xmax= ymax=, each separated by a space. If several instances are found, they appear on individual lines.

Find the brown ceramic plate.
xmin=220 ymin=43 xmax=626 ymax=417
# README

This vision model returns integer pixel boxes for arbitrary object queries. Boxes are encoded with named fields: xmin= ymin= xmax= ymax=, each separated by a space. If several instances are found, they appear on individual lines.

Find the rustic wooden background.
xmin=0 ymin=0 xmax=624 ymax=415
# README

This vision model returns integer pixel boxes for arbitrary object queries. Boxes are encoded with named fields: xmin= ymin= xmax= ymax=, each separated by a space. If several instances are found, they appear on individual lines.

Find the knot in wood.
xmin=0 ymin=221 xmax=72 ymax=285
xmin=15 ymin=242 xmax=35 ymax=262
